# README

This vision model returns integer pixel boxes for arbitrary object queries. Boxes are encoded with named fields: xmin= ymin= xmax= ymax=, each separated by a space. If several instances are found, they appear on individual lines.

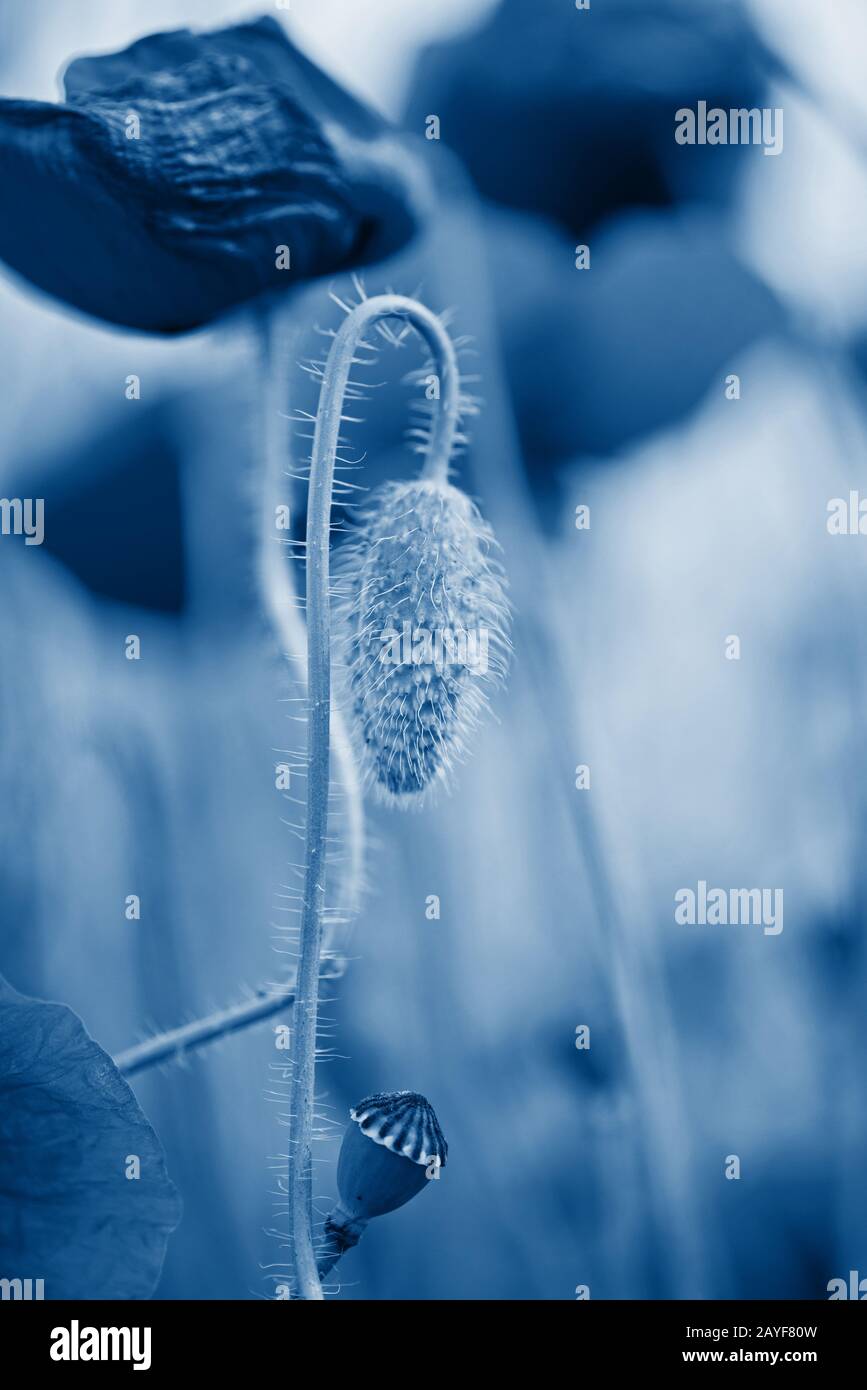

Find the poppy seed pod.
xmin=335 ymin=478 xmax=511 ymax=805
xmin=316 ymin=1091 xmax=447 ymax=1281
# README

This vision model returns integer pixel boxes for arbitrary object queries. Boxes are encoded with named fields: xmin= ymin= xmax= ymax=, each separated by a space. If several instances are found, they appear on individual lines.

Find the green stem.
xmin=287 ymin=294 xmax=461 ymax=1300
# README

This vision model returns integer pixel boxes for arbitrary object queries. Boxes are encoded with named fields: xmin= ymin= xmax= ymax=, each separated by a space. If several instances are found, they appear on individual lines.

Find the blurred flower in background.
xmin=405 ymin=0 xmax=780 ymax=236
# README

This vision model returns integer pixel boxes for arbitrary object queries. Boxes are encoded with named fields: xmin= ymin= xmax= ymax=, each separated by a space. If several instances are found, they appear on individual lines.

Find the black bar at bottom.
xmin=0 ymin=1298 xmax=862 ymax=1375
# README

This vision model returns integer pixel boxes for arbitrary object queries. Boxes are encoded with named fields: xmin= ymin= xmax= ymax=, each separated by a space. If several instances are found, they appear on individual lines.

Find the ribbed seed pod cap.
xmin=336 ymin=1090 xmax=447 ymax=1221
xmin=335 ymin=478 xmax=510 ymax=805
xmin=352 ymin=1090 xmax=448 ymax=1167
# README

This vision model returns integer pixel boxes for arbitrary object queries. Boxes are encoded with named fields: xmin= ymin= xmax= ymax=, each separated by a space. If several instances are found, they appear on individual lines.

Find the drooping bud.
xmin=317 ymin=1090 xmax=447 ymax=1279
xmin=335 ymin=478 xmax=510 ymax=805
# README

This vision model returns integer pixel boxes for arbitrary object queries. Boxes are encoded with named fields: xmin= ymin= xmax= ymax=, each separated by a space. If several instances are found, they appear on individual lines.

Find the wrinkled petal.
xmin=63 ymin=15 xmax=384 ymax=139
xmin=0 ymin=16 xmax=424 ymax=331
xmin=0 ymin=973 xmax=181 ymax=1299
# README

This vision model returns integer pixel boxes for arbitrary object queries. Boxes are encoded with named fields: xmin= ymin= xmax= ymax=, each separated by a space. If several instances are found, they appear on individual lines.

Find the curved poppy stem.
xmin=288 ymin=295 xmax=460 ymax=1300
xmin=258 ymin=303 xmax=366 ymax=948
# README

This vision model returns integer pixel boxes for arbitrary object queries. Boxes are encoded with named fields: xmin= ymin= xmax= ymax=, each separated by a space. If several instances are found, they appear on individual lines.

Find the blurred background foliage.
xmin=1 ymin=0 xmax=867 ymax=1298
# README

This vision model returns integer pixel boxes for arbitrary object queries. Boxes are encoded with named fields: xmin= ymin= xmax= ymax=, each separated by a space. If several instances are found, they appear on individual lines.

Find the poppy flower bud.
xmin=336 ymin=478 xmax=511 ymax=804
xmin=316 ymin=1091 xmax=447 ymax=1280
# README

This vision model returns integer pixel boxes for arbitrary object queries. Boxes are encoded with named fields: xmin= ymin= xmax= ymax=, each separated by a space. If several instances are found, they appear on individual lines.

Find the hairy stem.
xmin=114 ymin=986 xmax=295 ymax=1076
xmin=258 ymin=304 xmax=366 ymax=949
xmin=287 ymin=294 xmax=461 ymax=1300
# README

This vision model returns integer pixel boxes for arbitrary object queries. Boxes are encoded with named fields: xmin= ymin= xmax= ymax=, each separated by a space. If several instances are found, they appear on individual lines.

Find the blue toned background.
xmin=2 ymin=0 xmax=867 ymax=1300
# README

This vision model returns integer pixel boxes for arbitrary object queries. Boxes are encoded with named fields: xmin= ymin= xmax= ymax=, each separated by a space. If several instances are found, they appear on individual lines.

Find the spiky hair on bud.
xmin=334 ymin=476 xmax=510 ymax=806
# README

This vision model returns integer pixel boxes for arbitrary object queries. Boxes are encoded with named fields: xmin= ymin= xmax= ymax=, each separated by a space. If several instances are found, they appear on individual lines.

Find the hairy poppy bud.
xmin=336 ymin=478 xmax=510 ymax=805
xmin=316 ymin=1091 xmax=447 ymax=1280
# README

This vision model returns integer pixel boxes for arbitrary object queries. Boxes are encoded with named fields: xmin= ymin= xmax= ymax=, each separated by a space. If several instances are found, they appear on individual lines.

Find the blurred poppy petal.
xmin=405 ymin=0 xmax=779 ymax=235
xmin=0 ymin=972 xmax=181 ymax=1299
xmin=0 ymin=16 xmax=424 ymax=332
